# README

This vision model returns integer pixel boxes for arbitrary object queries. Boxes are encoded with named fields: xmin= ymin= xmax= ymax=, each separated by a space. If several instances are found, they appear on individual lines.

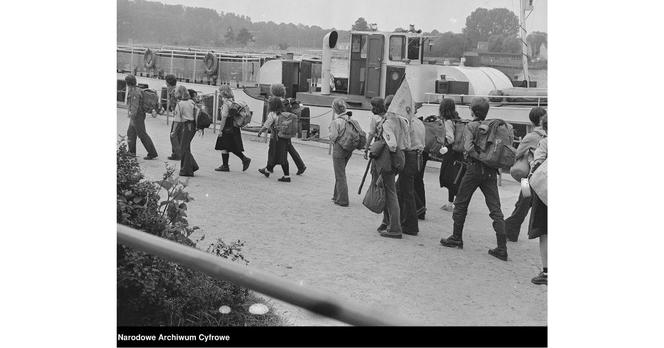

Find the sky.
xmin=156 ymin=0 xmax=547 ymax=34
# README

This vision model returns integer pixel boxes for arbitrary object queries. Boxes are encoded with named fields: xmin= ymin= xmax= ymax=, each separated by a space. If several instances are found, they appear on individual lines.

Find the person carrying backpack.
xmin=505 ymin=107 xmax=547 ymax=242
xmin=165 ymin=74 xmax=182 ymax=161
xmin=259 ymin=84 xmax=306 ymax=175
xmin=214 ymin=85 xmax=251 ymax=172
xmin=439 ymin=97 xmax=510 ymax=261
xmin=328 ymin=98 xmax=362 ymax=207
xmin=172 ymin=85 xmax=199 ymax=177
xmin=528 ymin=114 xmax=548 ymax=285
xmin=437 ymin=98 xmax=465 ymax=212
xmin=374 ymin=95 xmax=410 ymax=238
xmin=124 ymin=74 xmax=158 ymax=160
xmin=258 ymin=97 xmax=294 ymax=182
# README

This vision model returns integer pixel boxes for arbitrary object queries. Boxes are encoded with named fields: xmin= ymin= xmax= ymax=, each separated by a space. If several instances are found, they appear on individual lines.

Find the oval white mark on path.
xmin=218 ymin=305 xmax=231 ymax=314
xmin=248 ymin=303 xmax=269 ymax=315
xmin=205 ymin=193 xmax=209 ymax=197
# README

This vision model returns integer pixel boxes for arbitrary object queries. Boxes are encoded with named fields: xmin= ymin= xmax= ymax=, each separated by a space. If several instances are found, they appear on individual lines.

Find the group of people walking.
xmin=330 ymin=94 xmax=548 ymax=285
xmin=124 ymin=74 xmax=547 ymax=285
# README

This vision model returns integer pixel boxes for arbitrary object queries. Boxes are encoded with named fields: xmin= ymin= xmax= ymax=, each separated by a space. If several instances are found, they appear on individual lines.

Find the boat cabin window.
xmin=389 ymin=35 xmax=406 ymax=61
xmin=407 ymin=37 xmax=420 ymax=60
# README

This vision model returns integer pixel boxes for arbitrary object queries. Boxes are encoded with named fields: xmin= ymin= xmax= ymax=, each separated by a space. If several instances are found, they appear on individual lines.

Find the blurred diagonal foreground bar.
xmin=117 ymin=224 xmax=415 ymax=326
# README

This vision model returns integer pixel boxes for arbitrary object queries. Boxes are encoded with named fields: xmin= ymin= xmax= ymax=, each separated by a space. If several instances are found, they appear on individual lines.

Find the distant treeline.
xmin=118 ymin=0 xmax=546 ymax=59
xmin=117 ymin=0 xmax=349 ymax=50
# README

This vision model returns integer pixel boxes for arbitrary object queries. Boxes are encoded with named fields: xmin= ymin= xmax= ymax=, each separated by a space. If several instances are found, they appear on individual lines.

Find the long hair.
xmin=332 ymin=98 xmax=347 ymax=115
xmin=270 ymin=83 xmax=286 ymax=98
xmin=175 ymin=85 xmax=190 ymax=100
xmin=439 ymin=98 xmax=459 ymax=121
xmin=219 ymin=84 xmax=234 ymax=99
xmin=268 ymin=96 xmax=284 ymax=114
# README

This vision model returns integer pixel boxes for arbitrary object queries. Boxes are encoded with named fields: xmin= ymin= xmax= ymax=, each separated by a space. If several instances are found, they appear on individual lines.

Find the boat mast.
xmin=519 ymin=0 xmax=532 ymax=87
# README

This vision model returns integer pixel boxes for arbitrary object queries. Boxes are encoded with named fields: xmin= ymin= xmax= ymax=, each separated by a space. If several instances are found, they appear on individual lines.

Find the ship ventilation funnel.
xmin=321 ymin=31 xmax=338 ymax=95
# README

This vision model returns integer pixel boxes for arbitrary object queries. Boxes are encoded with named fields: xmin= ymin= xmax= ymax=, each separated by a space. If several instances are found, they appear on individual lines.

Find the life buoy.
xmin=204 ymin=51 xmax=218 ymax=75
xmin=144 ymin=48 xmax=157 ymax=70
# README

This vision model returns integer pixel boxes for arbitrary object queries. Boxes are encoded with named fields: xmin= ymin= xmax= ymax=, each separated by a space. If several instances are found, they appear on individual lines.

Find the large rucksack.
xmin=473 ymin=119 xmax=516 ymax=169
xmin=276 ymin=112 xmax=299 ymax=139
xmin=195 ymin=106 xmax=212 ymax=130
xmin=422 ymin=116 xmax=446 ymax=156
xmin=336 ymin=118 xmax=366 ymax=152
xmin=229 ymin=100 xmax=252 ymax=127
xmin=451 ymin=119 xmax=470 ymax=153
xmin=140 ymin=88 xmax=160 ymax=114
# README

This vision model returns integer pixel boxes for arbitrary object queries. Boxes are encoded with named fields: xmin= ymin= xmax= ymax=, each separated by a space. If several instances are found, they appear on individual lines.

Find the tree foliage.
xmin=236 ymin=28 xmax=254 ymax=45
xmin=117 ymin=0 xmax=347 ymax=49
xmin=526 ymin=31 xmax=547 ymax=57
xmin=352 ymin=17 xmax=369 ymax=31
xmin=462 ymin=7 xmax=519 ymax=51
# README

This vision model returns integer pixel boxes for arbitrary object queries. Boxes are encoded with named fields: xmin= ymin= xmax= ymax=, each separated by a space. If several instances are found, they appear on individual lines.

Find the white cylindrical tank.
xmin=321 ymin=31 xmax=338 ymax=95
xmin=257 ymin=60 xmax=282 ymax=85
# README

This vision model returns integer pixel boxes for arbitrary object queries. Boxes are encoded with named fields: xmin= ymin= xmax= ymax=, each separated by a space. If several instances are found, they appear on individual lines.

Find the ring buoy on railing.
xmin=204 ymin=51 xmax=218 ymax=76
xmin=144 ymin=48 xmax=157 ymax=70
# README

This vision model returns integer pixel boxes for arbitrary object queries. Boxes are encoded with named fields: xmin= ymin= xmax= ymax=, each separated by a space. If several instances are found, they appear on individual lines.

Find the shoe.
xmin=258 ymin=168 xmax=270 ymax=177
xmin=278 ymin=176 xmax=291 ymax=182
xmin=334 ymin=201 xmax=348 ymax=207
xmin=418 ymin=214 xmax=425 ymax=220
xmin=242 ymin=157 xmax=251 ymax=171
xmin=179 ymin=172 xmax=193 ymax=177
xmin=376 ymin=224 xmax=388 ymax=233
xmin=215 ymin=165 xmax=229 ymax=172
xmin=143 ymin=154 xmax=158 ymax=160
xmin=167 ymin=155 xmax=180 ymax=160
xmin=379 ymin=231 xmax=403 ymax=239
xmin=488 ymin=247 xmax=508 ymax=261
xmin=440 ymin=235 xmax=463 ymax=249
xmin=531 ymin=272 xmax=547 ymax=285
xmin=296 ymin=166 xmax=307 ymax=175
xmin=403 ymin=230 xmax=419 ymax=236
xmin=440 ymin=203 xmax=455 ymax=212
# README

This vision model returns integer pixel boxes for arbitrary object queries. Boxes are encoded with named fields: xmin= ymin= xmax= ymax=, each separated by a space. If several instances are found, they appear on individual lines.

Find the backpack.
xmin=229 ymin=100 xmax=252 ymax=128
xmin=336 ymin=118 xmax=366 ymax=152
xmin=451 ymin=119 xmax=470 ymax=153
xmin=276 ymin=112 xmax=298 ymax=139
xmin=509 ymin=129 xmax=546 ymax=181
xmin=140 ymin=88 xmax=160 ymax=114
xmin=473 ymin=119 xmax=516 ymax=169
xmin=195 ymin=106 xmax=212 ymax=130
xmin=422 ymin=116 xmax=446 ymax=155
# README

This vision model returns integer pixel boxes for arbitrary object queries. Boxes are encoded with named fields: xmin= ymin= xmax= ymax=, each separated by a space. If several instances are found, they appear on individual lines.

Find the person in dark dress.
xmin=267 ymin=83 xmax=306 ymax=175
xmin=173 ymin=85 xmax=199 ymax=177
xmin=437 ymin=98 xmax=464 ymax=212
xmin=258 ymin=97 xmax=292 ymax=182
xmin=214 ymin=85 xmax=251 ymax=172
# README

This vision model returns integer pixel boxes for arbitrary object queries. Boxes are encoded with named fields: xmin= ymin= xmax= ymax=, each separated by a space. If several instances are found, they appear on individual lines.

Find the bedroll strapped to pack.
xmin=276 ymin=112 xmax=298 ymax=139
xmin=337 ymin=119 xmax=366 ymax=152
xmin=229 ymin=101 xmax=252 ymax=128
xmin=140 ymin=88 xmax=160 ymax=114
xmin=473 ymin=119 xmax=516 ymax=169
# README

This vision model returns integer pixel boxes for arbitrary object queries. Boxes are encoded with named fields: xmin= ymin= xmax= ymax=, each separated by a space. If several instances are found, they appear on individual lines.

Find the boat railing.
xmin=117 ymin=223 xmax=413 ymax=326
xmin=424 ymin=93 xmax=548 ymax=107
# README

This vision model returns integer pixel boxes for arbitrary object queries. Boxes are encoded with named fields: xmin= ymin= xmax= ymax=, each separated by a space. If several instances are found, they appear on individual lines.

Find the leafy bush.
xmin=117 ymin=138 xmax=282 ymax=326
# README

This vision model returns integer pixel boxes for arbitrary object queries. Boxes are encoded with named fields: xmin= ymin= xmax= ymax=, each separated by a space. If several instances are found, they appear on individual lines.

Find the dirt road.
xmin=118 ymin=109 xmax=546 ymax=326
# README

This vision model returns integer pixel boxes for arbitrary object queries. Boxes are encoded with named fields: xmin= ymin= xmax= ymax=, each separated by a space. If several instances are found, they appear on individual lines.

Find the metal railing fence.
xmin=117 ymin=224 xmax=413 ymax=326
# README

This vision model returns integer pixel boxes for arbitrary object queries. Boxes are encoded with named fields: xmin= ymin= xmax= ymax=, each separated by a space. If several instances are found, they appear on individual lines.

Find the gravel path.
xmin=118 ymin=109 xmax=547 ymax=326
